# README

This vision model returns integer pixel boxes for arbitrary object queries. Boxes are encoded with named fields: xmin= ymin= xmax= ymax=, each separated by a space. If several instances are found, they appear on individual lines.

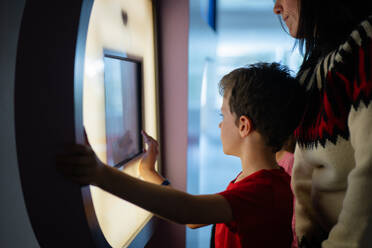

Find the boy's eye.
xmin=218 ymin=111 xmax=224 ymax=119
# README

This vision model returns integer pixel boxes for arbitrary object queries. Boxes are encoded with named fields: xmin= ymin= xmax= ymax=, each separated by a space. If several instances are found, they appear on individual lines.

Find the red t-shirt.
xmin=215 ymin=168 xmax=293 ymax=248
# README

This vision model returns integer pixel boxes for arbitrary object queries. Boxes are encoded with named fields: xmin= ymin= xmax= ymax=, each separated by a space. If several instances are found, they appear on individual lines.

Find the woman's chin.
xmin=288 ymin=27 xmax=299 ymax=38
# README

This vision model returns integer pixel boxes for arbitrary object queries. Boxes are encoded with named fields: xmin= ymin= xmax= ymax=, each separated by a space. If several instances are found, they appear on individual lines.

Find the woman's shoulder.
xmin=325 ymin=15 xmax=372 ymax=64
xmin=298 ymin=15 xmax=372 ymax=90
xmin=335 ymin=15 xmax=372 ymax=64
xmin=295 ymin=15 xmax=372 ymax=149
xmin=332 ymin=15 xmax=372 ymax=105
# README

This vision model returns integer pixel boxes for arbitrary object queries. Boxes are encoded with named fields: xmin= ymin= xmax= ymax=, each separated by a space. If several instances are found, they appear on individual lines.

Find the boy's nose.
xmin=218 ymin=122 xmax=222 ymax=128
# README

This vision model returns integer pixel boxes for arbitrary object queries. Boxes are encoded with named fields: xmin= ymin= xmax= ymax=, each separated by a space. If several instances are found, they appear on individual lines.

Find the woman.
xmin=273 ymin=0 xmax=372 ymax=247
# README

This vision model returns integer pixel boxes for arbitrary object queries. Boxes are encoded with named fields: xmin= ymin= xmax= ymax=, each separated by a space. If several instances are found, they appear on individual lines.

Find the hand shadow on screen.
xmin=112 ymin=131 xmax=135 ymax=165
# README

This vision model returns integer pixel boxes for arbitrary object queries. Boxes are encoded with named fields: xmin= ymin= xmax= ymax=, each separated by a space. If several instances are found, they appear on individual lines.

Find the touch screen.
xmin=103 ymin=51 xmax=143 ymax=167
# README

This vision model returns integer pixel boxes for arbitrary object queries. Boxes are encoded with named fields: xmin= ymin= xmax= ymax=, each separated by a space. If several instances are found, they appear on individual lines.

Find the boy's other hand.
xmin=140 ymin=130 xmax=159 ymax=175
xmin=56 ymin=144 xmax=105 ymax=186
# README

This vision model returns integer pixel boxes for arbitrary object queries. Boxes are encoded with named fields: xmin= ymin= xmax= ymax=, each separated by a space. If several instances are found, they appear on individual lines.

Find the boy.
xmin=57 ymin=62 xmax=306 ymax=248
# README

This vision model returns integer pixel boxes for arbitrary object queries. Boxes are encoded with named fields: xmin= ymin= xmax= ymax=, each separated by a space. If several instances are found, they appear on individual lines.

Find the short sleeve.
xmin=218 ymin=172 xmax=278 ymax=234
xmin=221 ymin=180 xmax=272 ymax=222
xmin=218 ymin=170 xmax=293 ymax=247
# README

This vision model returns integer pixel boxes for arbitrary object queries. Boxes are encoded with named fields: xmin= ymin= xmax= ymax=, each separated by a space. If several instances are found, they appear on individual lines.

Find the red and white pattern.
xmin=292 ymin=16 xmax=372 ymax=248
xmin=294 ymin=17 xmax=372 ymax=148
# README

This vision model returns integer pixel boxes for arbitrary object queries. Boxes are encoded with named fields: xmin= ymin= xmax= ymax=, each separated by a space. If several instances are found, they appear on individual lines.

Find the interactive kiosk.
xmin=15 ymin=0 xmax=160 ymax=247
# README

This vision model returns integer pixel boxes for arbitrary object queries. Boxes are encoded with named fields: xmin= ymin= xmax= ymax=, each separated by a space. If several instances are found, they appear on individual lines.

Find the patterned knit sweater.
xmin=292 ymin=16 xmax=372 ymax=248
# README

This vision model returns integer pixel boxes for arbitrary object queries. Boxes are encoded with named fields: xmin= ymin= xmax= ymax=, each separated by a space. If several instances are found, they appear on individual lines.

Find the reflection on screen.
xmin=103 ymin=52 xmax=142 ymax=167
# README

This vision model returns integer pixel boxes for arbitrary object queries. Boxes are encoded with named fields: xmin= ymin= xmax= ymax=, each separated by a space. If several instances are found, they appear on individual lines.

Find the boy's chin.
xmin=222 ymin=149 xmax=234 ymax=156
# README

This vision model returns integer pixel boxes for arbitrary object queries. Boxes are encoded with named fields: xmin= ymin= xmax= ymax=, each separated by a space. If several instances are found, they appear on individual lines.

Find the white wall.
xmin=0 ymin=0 xmax=40 ymax=247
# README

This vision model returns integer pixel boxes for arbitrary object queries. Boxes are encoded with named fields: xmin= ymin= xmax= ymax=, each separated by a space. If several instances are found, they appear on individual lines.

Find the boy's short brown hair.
xmin=219 ymin=62 xmax=306 ymax=152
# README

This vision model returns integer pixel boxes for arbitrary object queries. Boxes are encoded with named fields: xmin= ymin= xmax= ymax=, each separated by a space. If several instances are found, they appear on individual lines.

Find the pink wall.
xmin=147 ymin=0 xmax=189 ymax=247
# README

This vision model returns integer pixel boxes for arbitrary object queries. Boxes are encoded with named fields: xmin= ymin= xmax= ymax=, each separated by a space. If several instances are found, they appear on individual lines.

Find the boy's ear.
xmin=238 ymin=115 xmax=253 ymax=137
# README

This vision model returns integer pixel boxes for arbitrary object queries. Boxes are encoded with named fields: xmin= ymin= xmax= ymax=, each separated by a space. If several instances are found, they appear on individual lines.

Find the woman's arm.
xmin=321 ymin=17 xmax=372 ymax=248
xmin=322 ymin=104 xmax=372 ymax=248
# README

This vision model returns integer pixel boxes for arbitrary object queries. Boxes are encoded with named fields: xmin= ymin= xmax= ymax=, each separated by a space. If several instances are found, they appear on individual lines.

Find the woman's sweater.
xmin=293 ymin=16 xmax=372 ymax=248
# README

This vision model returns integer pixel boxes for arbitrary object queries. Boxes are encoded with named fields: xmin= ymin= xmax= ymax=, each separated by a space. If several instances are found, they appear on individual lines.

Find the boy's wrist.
xmin=141 ymin=168 xmax=160 ymax=178
xmin=140 ymin=168 xmax=165 ymax=184
xmin=139 ymin=164 xmax=156 ymax=176
xmin=93 ymin=164 xmax=110 ymax=187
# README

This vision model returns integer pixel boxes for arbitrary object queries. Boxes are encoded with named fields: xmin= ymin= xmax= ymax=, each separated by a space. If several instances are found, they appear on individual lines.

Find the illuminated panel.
xmin=83 ymin=0 xmax=158 ymax=247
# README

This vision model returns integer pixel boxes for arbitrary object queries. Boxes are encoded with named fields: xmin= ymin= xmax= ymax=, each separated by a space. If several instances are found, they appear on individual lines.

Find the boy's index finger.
xmin=141 ymin=130 xmax=152 ymax=143
xmin=142 ymin=130 xmax=157 ymax=143
xmin=141 ymin=131 xmax=159 ymax=151
xmin=141 ymin=130 xmax=149 ymax=138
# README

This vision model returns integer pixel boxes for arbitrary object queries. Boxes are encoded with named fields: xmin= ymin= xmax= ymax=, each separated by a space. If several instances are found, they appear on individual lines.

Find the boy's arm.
xmin=139 ymin=131 xmax=213 ymax=229
xmin=56 ymin=144 xmax=233 ymax=225
xmin=99 ymin=164 xmax=232 ymax=225
xmin=140 ymin=171 xmax=211 ymax=229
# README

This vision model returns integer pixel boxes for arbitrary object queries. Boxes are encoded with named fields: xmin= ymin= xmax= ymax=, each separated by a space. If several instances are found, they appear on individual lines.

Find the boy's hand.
xmin=140 ymin=130 xmax=159 ymax=174
xmin=56 ymin=132 xmax=105 ymax=186
xmin=139 ymin=130 xmax=165 ymax=184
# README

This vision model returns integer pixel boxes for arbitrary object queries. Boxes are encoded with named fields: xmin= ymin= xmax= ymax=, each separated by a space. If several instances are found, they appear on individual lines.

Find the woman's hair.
xmin=296 ymin=0 xmax=372 ymax=68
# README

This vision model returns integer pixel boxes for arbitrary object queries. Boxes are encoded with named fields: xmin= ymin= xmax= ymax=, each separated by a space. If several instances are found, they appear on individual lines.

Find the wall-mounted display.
xmin=14 ymin=0 xmax=159 ymax=247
